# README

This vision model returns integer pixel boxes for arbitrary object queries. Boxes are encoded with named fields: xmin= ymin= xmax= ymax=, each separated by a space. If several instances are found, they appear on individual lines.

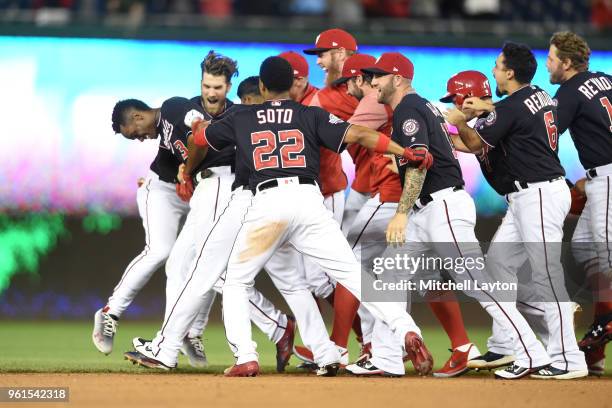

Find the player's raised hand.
xmin=463 ymin=97 xmax=494 ymax=113
xmin=443 ymin=107 xmax=467 ymax=126
xmin=386 ymin=213 xmax=408 ymax=245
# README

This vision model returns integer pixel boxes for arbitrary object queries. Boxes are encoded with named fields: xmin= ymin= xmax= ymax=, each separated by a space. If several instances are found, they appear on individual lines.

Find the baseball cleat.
xmin=578 ymin=314 xmax=612 ymax=350
xmin=293 ymin=345 xmax=315 ymax=364
xmin=294 ymin=344 xmax=349 ymax=367
xmin=316 ymin=362 xmax=340 ymax=377
xmin=296 ymin=362 xmax=318 ymax=371
xmin=584 ymin=343 xmax=606 ymax=376
xmin=124 ymin=351 xmax=175 ymax=371
xmin=181 ymin=336 xmax=208 ymax=368
xmin=92 ymin=308 xmax=118 ymax=355
xmin=494 ymin=363 xmax=542 ymax=380
xmin=132 ymin=337 xmax=152 ymax=353
xmin=467 ymin=351 xmax=515 ymax=370
xmin=404 ymin=331 xmax=434 ymax=376
xmin=275 ymin=315 xmax=296 ymax=373
xmin=224 ymin=361 xmax=260 ymax=377
xmin=346 ymin=358 xmax=401 ymax=377
xmin=434 ymin=343 xmax=481 ymax=378
xmin=530 ymin=365 xmax=588 ymax=380
xmin=355 ymin=342 xmax=372 ymax=364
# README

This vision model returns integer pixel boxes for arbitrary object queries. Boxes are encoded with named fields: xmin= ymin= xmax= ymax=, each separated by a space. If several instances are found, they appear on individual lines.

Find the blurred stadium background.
xmin=0 ymin=0 xmax=610 ymax=373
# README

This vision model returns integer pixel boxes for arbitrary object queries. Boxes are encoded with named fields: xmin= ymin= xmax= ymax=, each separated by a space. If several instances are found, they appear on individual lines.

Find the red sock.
xmin=589 ymin=273 xmax=612 ymax=318
xmin=330 ymin=284 xmax=359 ymax=348
xmin=426 ymin=290 xmax=469 ymax=349
xmin=594 ymin=302 xmax=612 ymax=317
xmin=352 ymin=313 xmax=363 ymax=343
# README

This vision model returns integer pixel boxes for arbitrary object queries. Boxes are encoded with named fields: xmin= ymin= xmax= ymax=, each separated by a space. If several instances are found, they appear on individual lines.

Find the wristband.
xmin=193 ymin=122 xmax=209 ymax=148
xmin=374 ymin=133 xmax=391 ymax=154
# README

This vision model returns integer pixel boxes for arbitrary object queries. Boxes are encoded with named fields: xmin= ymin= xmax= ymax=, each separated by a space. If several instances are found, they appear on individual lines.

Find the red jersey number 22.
xmin=251 ymin=130 xmax=306 ymax=171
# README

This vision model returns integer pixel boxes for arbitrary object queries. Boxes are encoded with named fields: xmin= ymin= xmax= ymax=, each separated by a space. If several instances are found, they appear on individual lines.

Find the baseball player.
xmin=447 ymin=42 xmax=588 ymax=379
xmin=237 ymin=76 xmax=265 ymax=105
xmin=181 ymin=52 xmax=296 ymax=367
xmin=193 ymin=56 xmax=435 ymax=377
xmin=92 ymin=101 xmax=192 ymax=358
xmin=165 ymin=51 xmax=296 ymax=367
xmin=338 ymin=59 xmax=482 ymax=378
xmin=442 ymin=70 xmax=554 ymax=372
xmin=110 ymin=96 xmax=297 ymax=370
xmin=546 ymin=31 xmax=612 ymax=375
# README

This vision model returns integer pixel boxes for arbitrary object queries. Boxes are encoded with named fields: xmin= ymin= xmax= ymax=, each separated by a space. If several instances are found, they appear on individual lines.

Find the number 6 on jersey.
xmin=251 ymin=130 xmax=306 ymax=171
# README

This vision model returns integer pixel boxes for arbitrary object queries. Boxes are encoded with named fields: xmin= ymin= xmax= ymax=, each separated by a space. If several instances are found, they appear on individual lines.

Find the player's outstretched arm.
xmin=185 ymin=120 xmax=210 ymax=176
xmin=450 ymin=134 xmax=477 ymax=153
xmin=386 ymin=165 xmax=427 ymax=244
xmin=344 ymin=124 xmax=433 ymax=169
xmin=444 ymin=108 xmax=483 ymax=152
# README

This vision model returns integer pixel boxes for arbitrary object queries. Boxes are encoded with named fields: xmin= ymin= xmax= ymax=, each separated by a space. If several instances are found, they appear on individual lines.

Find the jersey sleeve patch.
xmin=402 ymin=119 xmax=420 ymax=136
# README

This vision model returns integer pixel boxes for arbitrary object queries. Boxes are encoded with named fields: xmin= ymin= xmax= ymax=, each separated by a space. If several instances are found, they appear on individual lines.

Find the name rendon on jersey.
xmin=524 ymin=90 xmax=556 ymax=115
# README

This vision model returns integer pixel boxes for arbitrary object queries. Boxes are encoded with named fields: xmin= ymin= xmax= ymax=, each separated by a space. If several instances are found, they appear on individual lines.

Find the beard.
xmin=325 ymin=66 xmax=342 ymax=87
xmin=377 ymin=81 xmax=394 ymax=104
xmin=203 ymin=96 xmax=224 ymax=116
xmin=495 ymin=86 xmax=506 ymax=98
xmin=548 ymin=67 xmax=564 ymax=85
xmin=350 ymin=86 xmax=364 ymax=101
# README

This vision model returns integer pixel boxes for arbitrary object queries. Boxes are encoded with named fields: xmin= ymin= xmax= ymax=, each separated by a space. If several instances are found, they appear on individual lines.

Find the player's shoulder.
xmin=163 ymin=96 xmax=193 ymax=108
xmin=163 ymin=96 xmax=202 ymax=114
xmin=397 ymin=93 xmax=436 ymax=119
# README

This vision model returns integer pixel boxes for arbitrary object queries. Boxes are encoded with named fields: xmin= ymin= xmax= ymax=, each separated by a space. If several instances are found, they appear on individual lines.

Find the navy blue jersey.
xmin=475 ymin=85 xmax=565 ymax=188
xmin=470 ymin=114 xmax=513 ymax=196
xmin=392 ymin=93 xmax=464 ymax=198
xmin=553 ymin=71 xmax=612 ymax=169
xmin=153 ymin=97 xmax=234 ymax=181
xmin=150 ymin=147 xmax=181 ymax=183
xmin=203 ymin=99 xmax=351 ymax=192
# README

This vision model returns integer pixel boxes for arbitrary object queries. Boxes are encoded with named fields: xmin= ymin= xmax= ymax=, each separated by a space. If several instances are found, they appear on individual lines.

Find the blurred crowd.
xmin=1 ymin=0 xmax=611 ymax=30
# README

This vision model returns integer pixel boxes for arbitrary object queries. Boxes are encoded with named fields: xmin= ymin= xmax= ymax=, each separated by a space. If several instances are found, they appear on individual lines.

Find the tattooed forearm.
xmin=397 ymin=167 xmax=427 ymax=214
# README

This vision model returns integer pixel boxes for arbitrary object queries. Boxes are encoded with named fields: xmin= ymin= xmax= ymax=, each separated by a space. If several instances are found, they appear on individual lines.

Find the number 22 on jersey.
xmin=251 ymin=130 xmax=306 ymax=171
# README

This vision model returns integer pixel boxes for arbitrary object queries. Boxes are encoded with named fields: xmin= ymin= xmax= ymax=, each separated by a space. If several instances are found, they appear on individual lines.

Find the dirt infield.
xmin=1 ymin=373 xmax=611 ymax=408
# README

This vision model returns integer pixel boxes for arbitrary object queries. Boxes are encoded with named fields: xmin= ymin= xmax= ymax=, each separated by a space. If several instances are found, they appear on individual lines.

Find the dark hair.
xmin=237 ymin=76 xmax=261 ymax=98
xmin=200 ymin=50 xmax=239 ymax=83
xmin=501 ymin=42 xmax=537 ymax=84
xmin=111 ymin=99 xmax=151 ymax=133
xmin=259 ymin=57 xmax=293 ymax=93
xmin=550 ymin=31 xmax=590 ymax=72
xmin=361 ymin=71 xmax=374 ymax=84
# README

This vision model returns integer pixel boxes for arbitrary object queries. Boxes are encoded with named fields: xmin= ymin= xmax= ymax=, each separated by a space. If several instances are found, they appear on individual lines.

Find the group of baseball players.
xmin=92 ymin=28 xmax=612 ymax=380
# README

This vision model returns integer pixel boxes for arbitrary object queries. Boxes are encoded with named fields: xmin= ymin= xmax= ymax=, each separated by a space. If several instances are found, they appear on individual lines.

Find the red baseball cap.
xmin=332 ymin=54 xmax=377 ymax=86
xmin=303 ymin=28 xmax=358 ymax=55
xmin=362 ymin=52 xmax=414 ymax=79
xmin=440 ymin=70 xmax=491 ymax=104
xmin=279 ymin=51 xmax=309 ymax=78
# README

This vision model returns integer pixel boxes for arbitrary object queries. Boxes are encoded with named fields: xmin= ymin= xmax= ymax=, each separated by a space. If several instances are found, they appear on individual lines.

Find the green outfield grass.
xmin=0 ymin=321 xmax=609 ymax=375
